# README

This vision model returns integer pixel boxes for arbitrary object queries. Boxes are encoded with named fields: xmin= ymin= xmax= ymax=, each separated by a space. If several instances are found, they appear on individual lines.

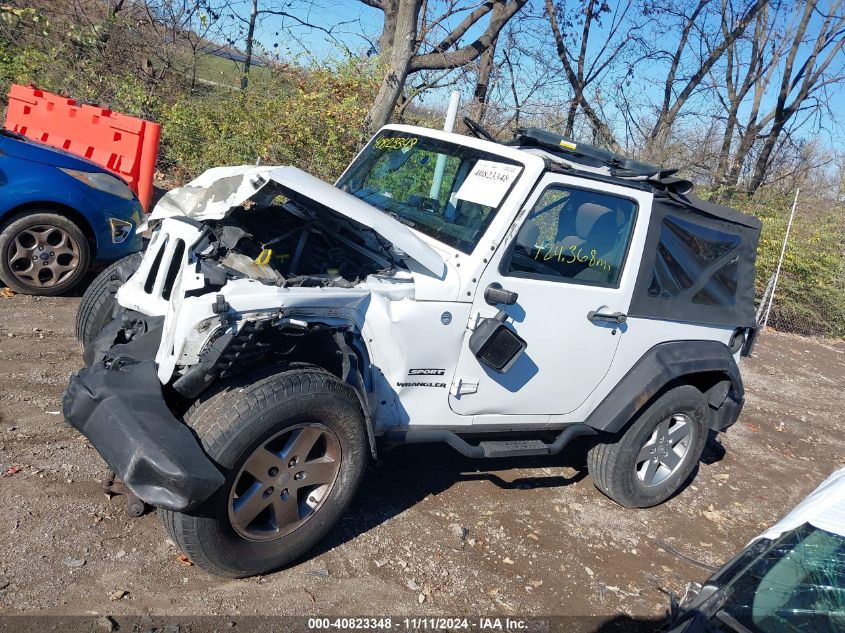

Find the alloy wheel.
xmin=635 ymin=413 xmax=692 ymax=486
xmin=7 ymin=224 xmax=80 ymax=289
xmin=228 ymin=423 xmax=342 ymax=541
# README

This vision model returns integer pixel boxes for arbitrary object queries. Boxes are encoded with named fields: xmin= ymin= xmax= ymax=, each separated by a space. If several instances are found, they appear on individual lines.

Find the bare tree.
xmin=138 ymin=0 xmax=227 ymax=94
xmin=643 ymin=0 xmax=767 ymax=159
xmin=360 ymin=0 xmax=528 ymax=136
xmin=486 ymin=15 xmax=564 ymax=138
xmin=544 ymin=0 xmax=645 ymax=150
xmin=747 ymin=0 xmax=845 ymax=193
xmin=712 ymin=1 xmax=778 ymax=189
xmin=712 ymin=0 xmax=845 ymax=196
xmin=219 ymin=0 xmax=353 ymax=90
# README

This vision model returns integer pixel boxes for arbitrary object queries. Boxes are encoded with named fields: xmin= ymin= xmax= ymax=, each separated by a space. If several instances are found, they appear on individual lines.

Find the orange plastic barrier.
xmin=4 ymin=84 xmax=160 ymax=210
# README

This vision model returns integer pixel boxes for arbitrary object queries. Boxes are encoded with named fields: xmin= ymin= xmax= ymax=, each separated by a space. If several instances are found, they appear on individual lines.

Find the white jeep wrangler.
xmin=64 ymin=123 xmax=761 ymax=577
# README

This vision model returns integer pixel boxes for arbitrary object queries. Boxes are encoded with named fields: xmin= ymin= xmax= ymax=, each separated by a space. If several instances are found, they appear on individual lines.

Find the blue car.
xmin=0 ymin=128 xmax=144 ymax=295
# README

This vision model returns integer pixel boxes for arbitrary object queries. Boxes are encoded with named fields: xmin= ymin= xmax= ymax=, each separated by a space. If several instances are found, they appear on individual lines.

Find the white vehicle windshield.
xmin=717 ymin=523 xmax=845 ymax=632
xmin=338 ymin=131 xmax=524 ymax=253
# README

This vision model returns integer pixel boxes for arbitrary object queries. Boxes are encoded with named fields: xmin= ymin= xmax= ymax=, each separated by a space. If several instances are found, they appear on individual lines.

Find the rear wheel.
xmin=75 ymin=252 xmax=142 ymax=348
xmin=0 ymin=212 xmax=90 ymax=295
xmin=160 ymin=368 xmax=368 ymax=577
xmin=587 ymin=385 xmax=708 ymax=508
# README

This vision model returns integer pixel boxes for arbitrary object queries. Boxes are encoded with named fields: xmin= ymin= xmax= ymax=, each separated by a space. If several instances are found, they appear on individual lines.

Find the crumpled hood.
xmin=144 ymin=165 xmax=446 ymax=278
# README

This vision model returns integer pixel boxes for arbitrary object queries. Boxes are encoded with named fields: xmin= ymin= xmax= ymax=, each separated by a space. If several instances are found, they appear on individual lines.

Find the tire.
xmin=587 ymin=384 xmax=708 ymax=508
xmin=75 ymin=252 xmax=143 ymax=348
xmin=160 ymin=368 xmax=368 ymax=577
xmin=0 ymin=211 xmax=91 ymax=296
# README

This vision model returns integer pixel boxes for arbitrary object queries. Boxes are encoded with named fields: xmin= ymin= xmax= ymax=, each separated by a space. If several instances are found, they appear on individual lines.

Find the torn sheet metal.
xmin=144 ymin=166 xmax=275 ymax=226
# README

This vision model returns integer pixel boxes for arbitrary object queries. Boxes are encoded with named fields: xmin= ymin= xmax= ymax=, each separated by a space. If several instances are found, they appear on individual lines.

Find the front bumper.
xmin=89 ymin=193 xmax=145 ymax=262
xmin=62 ymin=357 xmax=224 ymax=512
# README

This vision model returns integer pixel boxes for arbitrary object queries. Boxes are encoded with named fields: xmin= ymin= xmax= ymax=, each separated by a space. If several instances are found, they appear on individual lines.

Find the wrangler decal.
xmin=396 ymin=381 xmax=447 ymax=388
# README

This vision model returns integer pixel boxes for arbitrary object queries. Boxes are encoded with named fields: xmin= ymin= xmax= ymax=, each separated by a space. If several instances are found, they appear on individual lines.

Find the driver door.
xmin=449 ymin=173 xmax=649 ymax=418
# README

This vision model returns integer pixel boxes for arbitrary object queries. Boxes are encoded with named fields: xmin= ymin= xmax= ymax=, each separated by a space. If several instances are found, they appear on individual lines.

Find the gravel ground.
xmin=0 ymin=290 xmax=843 ymax=628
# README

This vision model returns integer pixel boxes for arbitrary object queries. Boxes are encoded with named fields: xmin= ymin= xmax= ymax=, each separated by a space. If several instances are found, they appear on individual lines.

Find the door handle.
xmin=587 ymin=309 xmax=627 ymax=324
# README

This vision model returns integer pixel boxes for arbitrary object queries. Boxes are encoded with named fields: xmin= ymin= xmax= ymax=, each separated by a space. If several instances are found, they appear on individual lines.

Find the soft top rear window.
xmin=629 ymin=195 xmax=760 ymax=328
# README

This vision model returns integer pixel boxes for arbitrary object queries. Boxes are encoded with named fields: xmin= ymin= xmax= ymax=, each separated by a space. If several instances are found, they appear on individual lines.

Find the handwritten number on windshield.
xmin=375 ymin=136 xmax=419 ymax=151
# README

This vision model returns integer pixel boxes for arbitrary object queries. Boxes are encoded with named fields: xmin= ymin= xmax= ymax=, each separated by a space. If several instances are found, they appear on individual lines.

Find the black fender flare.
xmin=585 ymin=340 xmax=743 ymax=434
xmin=333 ymin=330 xmax=379 ymax=460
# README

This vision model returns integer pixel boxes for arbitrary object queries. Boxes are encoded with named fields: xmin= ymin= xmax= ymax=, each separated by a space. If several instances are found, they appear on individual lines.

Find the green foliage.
xmin=0 ymin=43 xmax=50 ymax=93
xmin=159 ymin=61 xmax=377 ymax=183
xmin=729 ymin=192 xmax=845 ymax=337
xmin=0 ymin=6 xmax=163 ymax=121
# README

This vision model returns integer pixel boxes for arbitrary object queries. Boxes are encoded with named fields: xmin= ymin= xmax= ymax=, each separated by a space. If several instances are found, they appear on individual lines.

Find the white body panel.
xmin=757 ymin=467 xmax=845 ymax=540
xmin=449 ymin=173 xmax=652 ymax=419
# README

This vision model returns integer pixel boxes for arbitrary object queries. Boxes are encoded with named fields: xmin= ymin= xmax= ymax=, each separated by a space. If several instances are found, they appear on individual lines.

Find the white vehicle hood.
xmin=144 ymin=165 xmax=446 ymax=278
xmin=757 ymin=466 xmax=845 ymax=541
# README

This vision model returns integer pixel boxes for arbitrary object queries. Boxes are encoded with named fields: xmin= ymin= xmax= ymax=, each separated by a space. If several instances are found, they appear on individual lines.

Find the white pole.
xmin=755 ymin=273 xmax=775 ymax=325
xmin=762 ymin=188 xmax=800 ymax=330
xmin=430 ymin=91 xmax=461 ymax=200
xmin=442 ymin=90 xmax=461 ymax=133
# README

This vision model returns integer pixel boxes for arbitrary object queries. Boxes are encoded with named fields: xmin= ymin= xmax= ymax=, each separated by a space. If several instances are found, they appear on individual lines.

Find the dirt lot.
xmin=0 ymin=290 xmax=843 ymax=628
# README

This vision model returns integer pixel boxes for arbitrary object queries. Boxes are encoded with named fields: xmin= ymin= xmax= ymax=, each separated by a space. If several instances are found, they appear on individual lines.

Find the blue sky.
xmin=245 ymin=1 xmax=845 ymax=151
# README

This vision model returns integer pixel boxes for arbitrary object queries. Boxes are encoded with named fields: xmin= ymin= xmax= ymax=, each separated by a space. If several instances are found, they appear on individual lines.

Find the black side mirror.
xmin=469 ymin=313 xmax=527 ymax=373
xmin=484 ymin=282 xmax=518 ymax=306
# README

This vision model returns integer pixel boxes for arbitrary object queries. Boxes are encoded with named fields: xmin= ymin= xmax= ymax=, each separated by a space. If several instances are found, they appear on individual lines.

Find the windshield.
xmin=338 ymin=130 xmax=524 ymax=254
xmin=716 ymin=523 xmax=845 ymax=632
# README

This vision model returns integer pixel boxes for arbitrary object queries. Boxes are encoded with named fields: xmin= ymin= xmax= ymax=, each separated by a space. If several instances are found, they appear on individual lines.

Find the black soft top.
xmin=512 ymin=127 xmax=761 ymax=329
xmin=677 ymin=191 xmax=761 ymax=230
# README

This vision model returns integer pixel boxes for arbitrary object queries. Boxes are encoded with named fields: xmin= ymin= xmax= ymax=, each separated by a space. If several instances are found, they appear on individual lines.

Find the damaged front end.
xmin=65 ymin=165 xmax=439 ymax=511
xmin=63 ymin=356 xmax=224 ymax=512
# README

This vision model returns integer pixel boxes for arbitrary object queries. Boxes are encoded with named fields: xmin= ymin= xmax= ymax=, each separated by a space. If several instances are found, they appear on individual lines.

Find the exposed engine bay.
xmin=193 ymin=194 xmax=397 ymax=290
xmin=104 ymin=164 xmax=452 ymax=398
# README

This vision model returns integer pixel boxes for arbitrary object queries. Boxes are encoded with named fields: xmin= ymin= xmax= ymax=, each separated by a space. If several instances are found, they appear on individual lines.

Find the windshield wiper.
xmin=714 ymin=610 xmax=754 ymax=633
xmin=385 ymin=211 xmax=415 ymax=228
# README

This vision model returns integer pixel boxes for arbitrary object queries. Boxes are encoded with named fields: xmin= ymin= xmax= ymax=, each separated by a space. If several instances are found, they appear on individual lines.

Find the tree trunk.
xmin=361 ymin=0 xmax=526 ymax=137
xmin=714 ymin=111 xmax=738 ymax=188
xmin=720 ymin=126 xmax=757 ymax=193
xmin=471 ymin=44 xmax=496 ymax=122
xmin=240 ymin=0 xmax=258 ymax=91
xmin=379 ymin=0 xmax=399 ymax=58
xmin=747 ymin=119 xmax=786 ymax=194
xmin=364 ymin=0 xmax=422 ymax=136
xmin=471 ymin=43 xmax=496 ymax=122
xmin=564 ymin=97 xmax=578 ymax=137
xmin=470 ymin=1 xmax=504 ymax=123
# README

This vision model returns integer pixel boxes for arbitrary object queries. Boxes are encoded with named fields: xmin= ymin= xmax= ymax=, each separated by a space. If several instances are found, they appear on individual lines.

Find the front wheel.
xmin=160 ymin=369 xmax=368 ymax=577
xmin=587 ymin=384 xmax=708 ymax=508
xmin=75 ymin=252 xmax=143 ymax=349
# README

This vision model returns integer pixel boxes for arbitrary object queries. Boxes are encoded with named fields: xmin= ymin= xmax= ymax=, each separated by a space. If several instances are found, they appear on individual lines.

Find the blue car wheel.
xmin=0 ymin=210 xmax=91 ymax=295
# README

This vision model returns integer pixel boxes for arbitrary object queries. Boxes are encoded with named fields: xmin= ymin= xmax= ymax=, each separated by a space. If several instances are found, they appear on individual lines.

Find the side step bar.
xmin=383 ymin=424 xmax=596 ymax=459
